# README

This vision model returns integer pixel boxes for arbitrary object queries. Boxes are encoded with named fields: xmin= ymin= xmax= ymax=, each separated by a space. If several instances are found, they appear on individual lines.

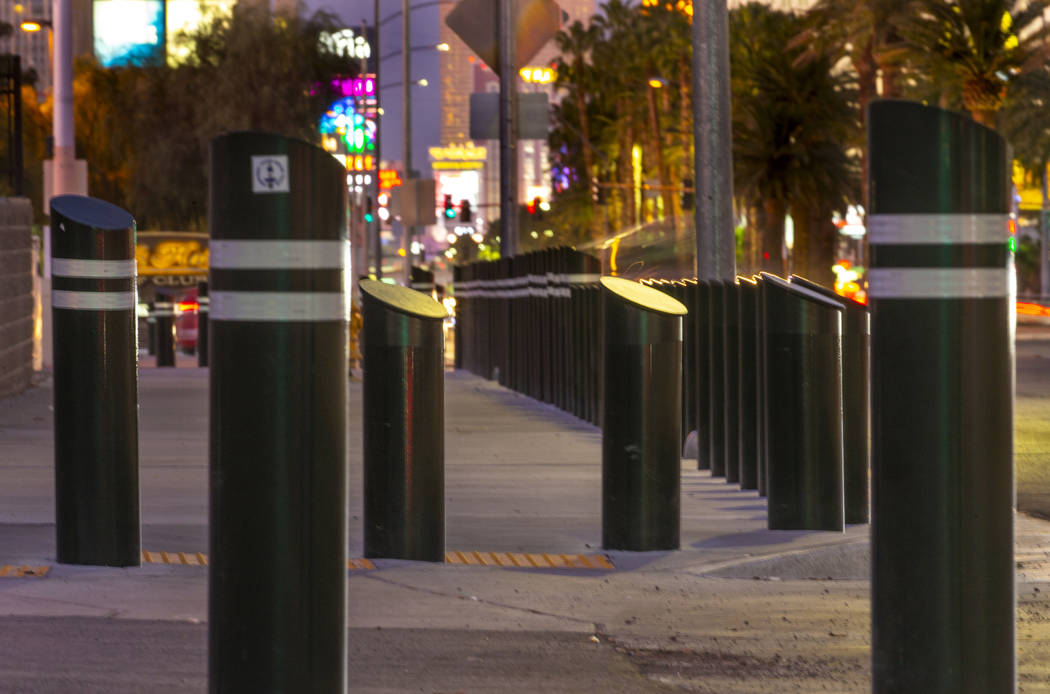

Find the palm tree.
xmin=731 ymin=3 xmax=860 ymax=281
xmin=894 ymin=0 xmax=1050 ymax=129
xmin=554 ymin=20 xmax=601 ymax=235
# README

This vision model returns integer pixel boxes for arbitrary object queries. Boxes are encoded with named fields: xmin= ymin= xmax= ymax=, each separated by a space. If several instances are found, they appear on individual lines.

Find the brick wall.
xmin=0 ymin=198 xmax=34 ymax=398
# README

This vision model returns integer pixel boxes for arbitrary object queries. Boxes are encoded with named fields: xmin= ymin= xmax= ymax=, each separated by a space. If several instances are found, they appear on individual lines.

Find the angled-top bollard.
xmin=760 ymin=273 xmax=844 ymax=531
xmin=601 ymin=276 xmax=687 ymax=551
xmin=51 ymin=194 xmax=140 ymax=567
xmin=362 ymin=279 xmax=447 ymax=562
xmin=869 ymin=100 xmax=1014 ymax=693
xmin=208 ymin=132 xmax=349 ymax=693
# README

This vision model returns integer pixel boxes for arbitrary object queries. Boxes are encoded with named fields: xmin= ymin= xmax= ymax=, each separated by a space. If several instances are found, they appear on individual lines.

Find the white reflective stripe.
xmin=210 ymin=240 xmax=348 ymax=269
xmin=197 ymin=297 xmax=210 ymax=305
xmin=868 ymin=214 xmax=1008 ymax=245
xmin=868 ymin=268 xmax=1012 ymax=298
xmin=567 ymin=273 xmax=601 ymax=284
xmin=210 ymin=291 xmax=346 ymax=321
xmin=51 ymin=258 xmax=136 ymax=278
xmin=52 ymin=290 xmax=136 ymax=310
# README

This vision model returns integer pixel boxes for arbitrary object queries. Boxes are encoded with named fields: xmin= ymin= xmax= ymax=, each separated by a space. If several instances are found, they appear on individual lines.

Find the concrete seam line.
xmin=209 ymin=240 xmax=348 ymax=269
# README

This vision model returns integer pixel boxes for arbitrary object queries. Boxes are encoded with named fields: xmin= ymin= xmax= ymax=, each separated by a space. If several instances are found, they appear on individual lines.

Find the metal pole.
xmin=1041 ymin=164 xmax=1048 ymax=297
xmin=869 ymin=101 xmax=1014 ymax=693
xmin=498 ymin=0 xmax=519 ymax=257
xmin=372 ymin=0 xmax=383 ymax=279
xmin=52 ymin=0 xmax=75 ymax=197
xmin=692 ymin=0 xmax=735 ymax=282
xmin=402 ymin=0 xmax=414 ymax=284
xmin=51 ymin=195 xmax=139 ymax=566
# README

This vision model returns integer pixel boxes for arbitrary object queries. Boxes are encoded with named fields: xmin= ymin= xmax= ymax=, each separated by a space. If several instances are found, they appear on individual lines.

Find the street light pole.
xmin=498 ymin=0 xmax=518 ymax=258
xmin=52 ymin=0 xmax=75 ymax=198
xmin=402 ymin=0 xmax=414 ymax=285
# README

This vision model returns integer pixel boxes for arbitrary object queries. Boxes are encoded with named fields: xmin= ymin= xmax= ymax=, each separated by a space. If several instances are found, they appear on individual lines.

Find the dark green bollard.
xmin=723 ymin=280 xmax=740 ymax=484
xmin=707 ymin=280 xmax=726 ymax=477
xmin=790 ymin=275 xmax=869 ymax=523
xmin=197 ymin=281 xmax=209 ymax=368
xmin=695 ymin=280 xmax=711 ymax=470
xmin=362 ymin=279 xmax=447 ymax=561
xmin=51 ymin=194 xmax=140 ymax=567
xmin=601 ymin=276 xmax=686 ymax=551
xmin=737 ymin=277 xmax=759 ymax=490
xmin=154 ymin=292 xmax=176 ymax=367
xmin=760 ymin=273 xmax=844 ymax=531
xmin=208 ymin=132 xmax=348 ymax=693
xmin=869 ymin=100 xmax=1014 ymax=693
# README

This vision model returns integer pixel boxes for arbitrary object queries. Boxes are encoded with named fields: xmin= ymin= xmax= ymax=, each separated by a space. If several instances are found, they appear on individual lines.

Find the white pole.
xmin=52 ymin=0 xmax=75 ymax=198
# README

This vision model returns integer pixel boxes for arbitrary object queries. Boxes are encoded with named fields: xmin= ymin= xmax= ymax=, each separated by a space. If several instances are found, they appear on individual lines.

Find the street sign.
xmin=390 ymin=178 xmax=437 ymax=227
xmin=445 ymin=0 xmax=563 ymax=75
xmin=469 ymin=93 xmax=549 ymax=140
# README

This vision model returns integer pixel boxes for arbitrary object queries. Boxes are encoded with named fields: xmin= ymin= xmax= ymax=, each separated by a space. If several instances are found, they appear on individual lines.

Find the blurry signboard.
xmin=166 ymin=0 xmax=234 ymax=65
xmin=446 ymin=0 xmax=563 ymax=76
xmin=94 ymin=0 xmax=165 ymax=66
xmin=469 ymin=92 xmax=549 ymax=140
xmin=135 ymin=231 xmax=209 ymax=299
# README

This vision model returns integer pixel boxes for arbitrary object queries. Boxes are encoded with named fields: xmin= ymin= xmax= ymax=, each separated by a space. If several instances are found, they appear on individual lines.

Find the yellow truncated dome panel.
xmin=359 ymin=279 xmax=448 ymax=319
xmin=600 ymin=276 xmax=688 ymax=315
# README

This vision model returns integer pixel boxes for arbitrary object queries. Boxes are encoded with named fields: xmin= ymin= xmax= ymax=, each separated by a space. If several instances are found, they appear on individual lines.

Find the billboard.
xmin=94 ymin=0 xmax=165 ymax=66
xmin=166 ymin=0 xmax=234 ymax=65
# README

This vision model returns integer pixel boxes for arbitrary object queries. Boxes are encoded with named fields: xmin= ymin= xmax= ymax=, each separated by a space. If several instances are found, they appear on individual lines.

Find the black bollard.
xmin=601 ymin=276 xmax=686 ymax=551
xmin=197 ymin=281 xmax=209 ymax=367
xmin=760 ymin=273 xmax=844 ymax=531
xmin=208 ymin=132 xmax=348 ymax=693
xmin=723 ymin=280 xmax=740 ymax=484
xmin=707 ymin=281 xmax=726 ymax=476
xmin=755 ymin=275 xmax=768 ymax=497
xmin=790 ymin=275 xmax=869 ymax=523
xmin=146 ymin=300 xmax=157 ymax=355
xmin=361 ymin=279 xmax=447 ymax=561
xmin=695 ymin=281 xmax=711 ymax=470
xmin=869 ymin=100 xmax=1014 ymax=693
xmin=51 ymin=194 xmax=140 ymax=567
xmin=737 ymin=277 xmax=759 ymax=490
xmin=154 ymin=291 xmax=176 ymax=367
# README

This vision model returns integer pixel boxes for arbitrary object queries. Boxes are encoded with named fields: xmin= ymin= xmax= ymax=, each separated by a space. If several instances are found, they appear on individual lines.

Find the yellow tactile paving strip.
xmin=0 ymin=565 xmax=49 ymax=578
xmin=444 ymin=551 xmax=614 ymax=570
xmin=141 ymin=551 xmax=613 ymax=570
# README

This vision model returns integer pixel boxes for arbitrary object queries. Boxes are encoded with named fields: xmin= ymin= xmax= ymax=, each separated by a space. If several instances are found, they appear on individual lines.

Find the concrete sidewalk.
xmin=0 ymin=366 xmax=1048 ymax=692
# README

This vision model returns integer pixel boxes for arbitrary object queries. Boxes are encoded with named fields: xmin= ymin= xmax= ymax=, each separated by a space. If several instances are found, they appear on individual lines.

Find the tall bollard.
xmin=755 ymin=275 xmax=768 ymax=497
xmin=790 ymin=275 xmax=869 ymax=523
xmin=695 ymin=280 xmax=711 ymax=470
xmin=361 ymin=279 xmax=447 ymax=561
xmin=197 ymin=281 xmax=209 ymax=367
xmin=208 ymin=132 xmax=348 ymax=693
xmin=601 ymin=277 xmax=687 ymax=551
xmin=869 ymin=101 xmax=1014 ymax=693
xmin=760 ymin=273 xmax=844 ymax=531
xmin=154 ymin=290 xmax=176 ymax=367
xmin=737 ymin=277 xmax=759 ymax=490
xmin=723 ymin=280 xmax=740 ymax=484
xmin=51 ymin=194 xmax=140 ymax=566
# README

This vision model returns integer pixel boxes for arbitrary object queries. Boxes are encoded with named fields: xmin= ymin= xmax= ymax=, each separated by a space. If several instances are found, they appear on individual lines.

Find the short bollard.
xmin=196 ymin=281 xmax=209 ymax=367
xmin=154 ymin=292 xmax=176 ymax=367
xmin=362 ymin=279 xmax=447 ymax=561
xmin=760 ymin=273 xmax=844 ymax=531
xmin=146 ymin=301 xmax=157 ymax=355
xmin=737 ymin=277 xmax=759 ymax=490
xmin=755 ymin=274 xmax=769 ymax=498
xmin=51 ymin=194 xmax=140 ymax=566
xmin=790 ymin=275 xmax=869 ymax=523
xmin=208 ymin=132 xmax=348 ymax=693
xmin=707 ymin=280 xmax=726 ymax=477
xmin=869 ymin=100 xmax=1014 ymax=693
xmin=723 ymin=280 xmax=740 ymax=484
xmin=601 ymin=276 xmax=687 ymax=551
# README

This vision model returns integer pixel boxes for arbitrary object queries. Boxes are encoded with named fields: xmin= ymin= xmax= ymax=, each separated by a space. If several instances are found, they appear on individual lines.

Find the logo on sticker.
xmin=252 ymin=155 xmax=289 ymax=193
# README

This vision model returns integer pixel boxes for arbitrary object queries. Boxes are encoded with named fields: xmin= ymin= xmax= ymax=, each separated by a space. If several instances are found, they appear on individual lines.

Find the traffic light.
xmin=590 ymin=176 xmax=600 ymax=203
xmin=527 ymin=196 xmax=541 ymax=214
xmin=681 ymin=178 xmax=695 ymax=211
xmin=364 ymin=196 xmax=374 ymax=223
xmin=460 ymin=199 xmax=472 ymax=223
xmin=377 ymin=192 xmax=390 ymax=221
xmin=443 ymin=194 xmax=456 ymax=219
